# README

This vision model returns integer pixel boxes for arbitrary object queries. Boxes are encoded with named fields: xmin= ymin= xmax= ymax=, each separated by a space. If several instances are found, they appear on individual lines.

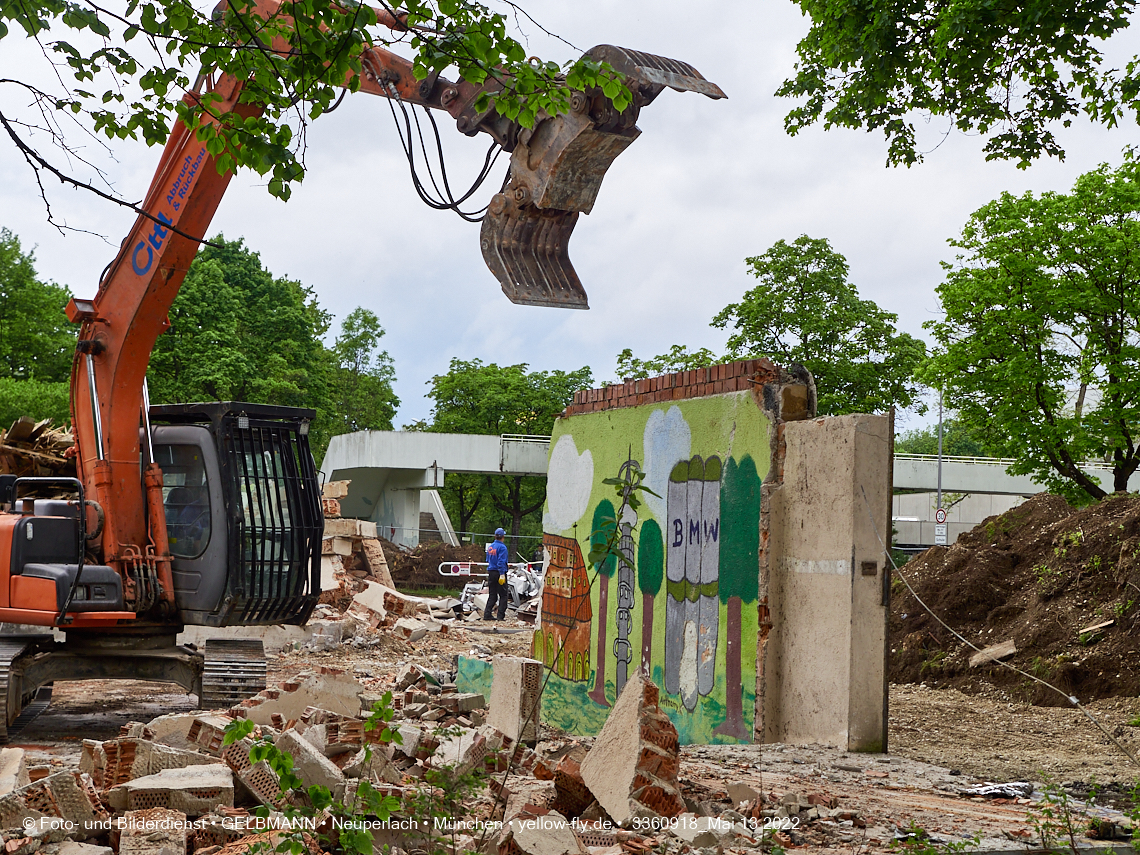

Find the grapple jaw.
xmin=480 ymin=46 xmax=724 ymax=309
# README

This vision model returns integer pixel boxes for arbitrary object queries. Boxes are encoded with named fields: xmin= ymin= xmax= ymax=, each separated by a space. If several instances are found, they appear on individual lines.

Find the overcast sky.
xmin=1 ymin=0 xmax=1135 ymax=430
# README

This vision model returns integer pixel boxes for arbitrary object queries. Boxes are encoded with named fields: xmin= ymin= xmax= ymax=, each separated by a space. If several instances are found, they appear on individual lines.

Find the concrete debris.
xmin=667 ymin=815 xmax=734 ymax=847
xmin=499 ymin=811 xmax=586 ymax=855
xmin=45 ymin=843 xmax=112 ymax=855
xmin=271 ymin=732 xmax=344 ymax=793
xmin=579 ymin=672 xmax=685 ymax=825
xmin=105 ymin=765 xmax=234 ymax=816
xmin=322 ymin=518 xmax=377 ymax=539
xmin=0 ymin=772 xmax=107 ymax=840
xmin=393 ymin=618 xmax=428 ymax=642
xmin=294 ymin=708 xmax=364 ymax=757
xmin=235 ymin=669 xmax=363 ymax=727
xmin=487 ymin=657 xmax=542 ymax=745
xmin=725 ymin=782 xmax=759 ymax=807
xmin=348 ymin=583 xmax=426 ymax=628
xmin=135 ymin=715 xmax=202 ymax=752
xmin=0 ymin=750 xmax=29 ymax=796
xmin=321 ymin=480 xmax=350 ymax=500
xmin=549 ymin=758 xmax=594 ymax=819
xmin=184 ymin=717 xmax=233 ymax=757
xmin=235 ymin=762 xmax=282 ymax=808
xmin=81 ymin=740 xmax=220 ymax=793
xmin=117 ymin=808 xmax=187 ymax=855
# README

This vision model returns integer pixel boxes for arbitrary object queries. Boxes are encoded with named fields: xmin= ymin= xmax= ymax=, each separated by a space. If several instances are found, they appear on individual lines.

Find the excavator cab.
xmin=149 ymin=401 xmax=322 ymax=628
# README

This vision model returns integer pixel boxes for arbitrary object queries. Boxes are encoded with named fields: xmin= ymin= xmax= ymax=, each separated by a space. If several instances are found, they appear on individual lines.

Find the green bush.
xmin=0 ymin=378 xmax=70 ymax=429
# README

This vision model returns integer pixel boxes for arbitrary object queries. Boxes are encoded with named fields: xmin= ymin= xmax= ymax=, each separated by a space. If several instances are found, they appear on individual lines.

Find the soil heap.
xmin=378 ymin=537 xmax=487 ymax=589
xmin=891 ymin=492 xmax=1140 ymax=705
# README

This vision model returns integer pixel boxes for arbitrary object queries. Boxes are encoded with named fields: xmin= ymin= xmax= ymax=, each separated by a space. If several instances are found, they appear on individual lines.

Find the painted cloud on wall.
xmin=643 ymin=406 xmax=692 ymax=523
xmin=544 ymin=434 xmax=594 ymax=532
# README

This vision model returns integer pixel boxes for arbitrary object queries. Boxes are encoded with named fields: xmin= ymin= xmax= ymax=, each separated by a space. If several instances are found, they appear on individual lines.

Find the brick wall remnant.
xmin=578 ymin=672 xmax=685 ymax=824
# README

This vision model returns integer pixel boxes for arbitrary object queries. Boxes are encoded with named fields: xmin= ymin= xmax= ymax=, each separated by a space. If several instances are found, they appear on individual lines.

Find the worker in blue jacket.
xmin=484 ymin=527 xmax=509 ymax=621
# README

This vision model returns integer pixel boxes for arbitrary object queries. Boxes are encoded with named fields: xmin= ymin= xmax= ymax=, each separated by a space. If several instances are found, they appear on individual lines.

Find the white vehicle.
xmin=440 ymin=560 xmax=543 ymax=615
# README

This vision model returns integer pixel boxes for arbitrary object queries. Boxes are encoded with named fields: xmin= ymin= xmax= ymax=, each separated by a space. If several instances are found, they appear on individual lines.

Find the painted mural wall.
xmin=534 ymin=391 xmax=768 ymax=744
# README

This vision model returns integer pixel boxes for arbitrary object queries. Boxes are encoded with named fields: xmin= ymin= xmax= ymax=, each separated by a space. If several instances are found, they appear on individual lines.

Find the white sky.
xmin=1 ymin=0 xmax=1135 ymax=430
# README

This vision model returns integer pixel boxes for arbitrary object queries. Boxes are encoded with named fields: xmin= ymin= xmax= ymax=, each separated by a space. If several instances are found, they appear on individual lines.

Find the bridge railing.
xmin=894 ymin=453 xmax=1112 ymax=470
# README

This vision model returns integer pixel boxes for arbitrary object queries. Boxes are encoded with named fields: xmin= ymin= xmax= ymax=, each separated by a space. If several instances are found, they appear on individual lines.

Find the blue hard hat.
xmin=494 ymin=527 xmax=506 ymax=537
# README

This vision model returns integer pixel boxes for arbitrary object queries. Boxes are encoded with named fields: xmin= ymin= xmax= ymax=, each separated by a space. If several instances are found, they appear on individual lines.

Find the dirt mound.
xmin=891 ymin=492 xmax=1140 ymax=705
xmin=378 ymin=537 xmax=487 ymax=590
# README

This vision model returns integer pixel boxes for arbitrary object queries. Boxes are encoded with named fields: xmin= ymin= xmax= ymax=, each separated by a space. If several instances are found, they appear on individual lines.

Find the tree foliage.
xmin=1 ymin=0 xmax=629 ymax=211
xmin=0 ymin=228 xmax=75 ymax=428
xmin=0 ymin=228 xmax=74 ymax=383
xmin=0 ymin=377 xmax=70 ymax=429
xmin=147 ymin=235 xmax=396 ymax=457
xmin=329 ymin=307 xmax=398 ymax=436
xmin=617 ymin=237 xmax=925 ymax=416
xmin=412 ymin=358 xmax=592 ymax=548
xmin=922 ymin=159 xmax=1140 ymax=502
xmin=716 ymin=236 xmax=925 ymax=415
xmin=894 ymin=420 xmax=999 ymax=458
xmin=148 ymin=235 xmax=332 ymax=406
xmin=777 ymin=0 xmax=1139 ymax=167
xmin=616 ymin=345 xmax=717 ymax=382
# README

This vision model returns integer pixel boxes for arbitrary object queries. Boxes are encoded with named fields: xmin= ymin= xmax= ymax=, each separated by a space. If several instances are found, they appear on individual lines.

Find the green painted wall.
xmin=537 ymin=391 xmax=769 ymax=744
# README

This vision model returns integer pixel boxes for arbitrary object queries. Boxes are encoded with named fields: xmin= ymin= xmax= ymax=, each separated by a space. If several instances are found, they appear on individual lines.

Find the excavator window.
xmin=156 ymin=444 xmax=212 ymax=559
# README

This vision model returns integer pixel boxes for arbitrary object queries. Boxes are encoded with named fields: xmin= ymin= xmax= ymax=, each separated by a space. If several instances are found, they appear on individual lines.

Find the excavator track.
xmin=200 ymin=639 xmax=267 ymax=710
xmin=0 ymin=636 xmax=52 ymax=744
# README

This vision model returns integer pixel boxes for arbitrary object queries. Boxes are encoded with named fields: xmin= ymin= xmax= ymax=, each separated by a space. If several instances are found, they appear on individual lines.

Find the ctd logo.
xmin=131 ymin=211 xmax=174 ymax=276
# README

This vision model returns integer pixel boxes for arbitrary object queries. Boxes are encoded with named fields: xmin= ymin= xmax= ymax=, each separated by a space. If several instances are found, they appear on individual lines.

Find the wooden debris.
xmin=968 ymin=639 xmax=1017 ymax=668
xmin=0 ymin=417 xmax=75 ymax=478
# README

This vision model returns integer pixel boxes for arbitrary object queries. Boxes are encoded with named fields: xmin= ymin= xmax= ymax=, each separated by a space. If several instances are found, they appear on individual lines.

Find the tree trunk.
xmin=641 ymin=591 xmax=654 ymax=675
xmin=588 ymin=574 xmax=611 ymax=707
xmin=713 ymin=596 xmax=747 ymax=739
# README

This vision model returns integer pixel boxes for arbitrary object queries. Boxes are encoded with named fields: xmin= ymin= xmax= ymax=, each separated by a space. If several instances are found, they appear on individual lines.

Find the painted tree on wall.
xmin=588 ymin=499 xmax=617 ymax=707
xmin=637 ymin=519 xmax=664 ymax=675
xmin=713 ymin=455 xmax=761 ymax=739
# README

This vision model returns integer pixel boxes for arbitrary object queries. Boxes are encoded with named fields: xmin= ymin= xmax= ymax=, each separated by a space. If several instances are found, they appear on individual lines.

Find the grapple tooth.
xmin=481 ymin=193 xmax=587 ymax=309
xmin=586 ymin=45 xmax=727 ymax=99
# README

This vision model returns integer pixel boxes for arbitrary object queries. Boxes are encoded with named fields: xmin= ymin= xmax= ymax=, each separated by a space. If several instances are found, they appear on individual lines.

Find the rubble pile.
xmin=0 ymin=418 xmax=74 ymax=478
xmin=319 ymin=481 xmax=398 ymax=597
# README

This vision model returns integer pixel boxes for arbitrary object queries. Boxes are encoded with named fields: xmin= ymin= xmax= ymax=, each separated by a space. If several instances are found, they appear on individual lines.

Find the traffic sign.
xmin=935 ymin=507 xmax=948 ymax=524
xmin=934 ymin=523 xmax=947 ymax=545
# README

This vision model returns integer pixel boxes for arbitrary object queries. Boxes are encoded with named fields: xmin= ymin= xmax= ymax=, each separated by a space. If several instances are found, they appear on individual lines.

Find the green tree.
xmin=329 ymin=308 xmax=398 ymax=435
xmin=636 ymin=518 xmax=664 ymax=675
xmin=713 ymin=455 xmax=760 ymax=739
xmin=587 ymin=498 xmax=616 ymax=708
xmin=0 ymin=228 xmax=75 ymax=427
xmin=414 ymin=358 xmax=592 ymax=550
xmin=713 ymin=236 xmax=926 ymax=415
xmin=0 ymin=228 xmax=75 ymax=383
xmin=777 ymin=0 xmax=1139 ymax=167
xmin=894 ymin=420 xmax=999 ymax=458
xmin=922 ymin=159 xmax=1140 ymax=503
xmin=1 ymin=0 xmax=629 ymax=210
xmin=147 ymin=235 xmax=336 ymax=452
xmin=616 ymin=345 xmax=718 ymax=381
xmin=0 ymin=378 xmax=70 ymax=428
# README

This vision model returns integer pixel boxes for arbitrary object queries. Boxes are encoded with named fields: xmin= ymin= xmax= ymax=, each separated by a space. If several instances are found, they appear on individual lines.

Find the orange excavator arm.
xmin=59 ymin=4 xmax=723 ymax=625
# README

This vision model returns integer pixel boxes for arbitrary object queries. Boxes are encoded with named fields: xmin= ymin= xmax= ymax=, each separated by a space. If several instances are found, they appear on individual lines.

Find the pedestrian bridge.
xmin=321 ymin=431 xmax=550 ymax=548
xmin=321 ymin=431 xmax=1135 ymax=548
xmin=892 ymin=453 xmax=1136 ymax=495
